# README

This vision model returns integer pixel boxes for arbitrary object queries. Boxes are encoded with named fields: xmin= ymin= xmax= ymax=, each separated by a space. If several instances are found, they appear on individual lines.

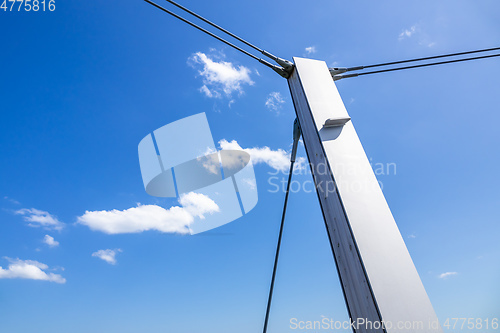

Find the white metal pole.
xmin=288 ymin=57 xmax=442 ymax=333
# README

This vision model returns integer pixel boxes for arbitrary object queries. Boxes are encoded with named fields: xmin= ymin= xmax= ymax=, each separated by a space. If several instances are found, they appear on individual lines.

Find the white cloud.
xmin=242 ymin=178 xmax=257 ymax=190
xmin=3 ymin=196 xmax=20 ymax=205
xmin=189 ymin=52 xmax=254 ymax=99
xmin=398 ymin=24 xmax=436 ymax=48
xmin=15 ymin=208 xmax=64 ymax=231
xmin=201 ymin=156 xmax=220 ymax=175
xmin=438 ymin=272 xmax=458 ymax=279
xmin=398 ymin=25 xmax=417 ymax=40
xmin=219 ymin=139 xmax=306 ymax=173
xmin=92 ymin=249 xmax=122 ymax=265
xmin=43 ymin=235 xmax=59 ymax=248
xmin=0 ymin=258 xmax=66 ymax=284
xmin=305 ymin=46 xmax=316 ymax=54
xmin=77 ymin=193 xmax=219 ymax=235
xmin=78 ymin=205 xmax=192 ymax=234
xmin=199 ymin=85 xmax=220 ymax=98
xmin=408 ymin=234 xmax=416 ymax=239
xmin=265 ymin=92 xmax=285 ymax=114
xmin=179 ymin=192 xmax=220 ymax=219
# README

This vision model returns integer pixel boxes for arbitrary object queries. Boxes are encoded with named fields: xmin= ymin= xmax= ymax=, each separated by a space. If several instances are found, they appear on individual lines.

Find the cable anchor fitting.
xmin=259 ymin=58 xmax=289 ymax=78
xmin=291 ymin=118 xmax=301 ymax=162
xmin=262 ymin=50 xmax=294 ymax=74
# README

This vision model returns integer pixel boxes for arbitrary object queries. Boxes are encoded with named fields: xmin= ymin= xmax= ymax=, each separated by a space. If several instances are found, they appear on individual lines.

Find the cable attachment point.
xmin=331 ymin=73 xmax=359 ymax=81
xmin=291 ymin=118 xmax=301 ymax=163
xmin=330 ymin=66 xmax=366 ymax=80
xmin=262 ymin=50 xmax=294 ymax=73
xmin=259 ymin=58 xmax=289 ymax=78
xmin=329 ymin=67 xmax=348 ymax=76
xmin=329 ymin=66 xmax=365 ymax=77
xmin=272 ymin=65 xmax=289 ymax=78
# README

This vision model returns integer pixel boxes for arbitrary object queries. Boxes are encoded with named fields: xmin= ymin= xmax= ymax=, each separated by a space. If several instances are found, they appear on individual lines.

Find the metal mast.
xmin=288 ymin=57 xmax=442 ymax=333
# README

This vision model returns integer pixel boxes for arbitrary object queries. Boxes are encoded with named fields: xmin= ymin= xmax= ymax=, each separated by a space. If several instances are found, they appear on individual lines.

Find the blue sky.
xmin=1 ymin=0 xmax=499 ymax=332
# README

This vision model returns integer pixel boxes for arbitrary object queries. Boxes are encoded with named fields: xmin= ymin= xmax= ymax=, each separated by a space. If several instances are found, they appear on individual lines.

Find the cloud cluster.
xmin=438 ymin=272 xmax=458 ymax=279
xmin=15 ymin=208 xmax=64 ymax=231
xmin=189 ymin=52 xmax=254 ymax=99
xmin=179 ymin=192 xmax=219 ymax=219
xmin=77 ymin=140 xmax=300 ymax=236
xmin=43 ymin=235 xmax=59 ymax=247
xmin=77 ymin=192 xmax=219 ymax=235
xmin=92 ymin=249 xmax=122 ymax=265
xmin=3 ymin=196 xmax=20 ymax=205
xmin=0 ymin=258 xmax=66 ymax=284
xmin=265 ymin=92 xmax=285 ymax=114
xmin=398 ymin=25 xmax=417 ymax=40
xmin=219 ymin=139 xmax=305 ymax=173
xmin=305 ymin=46 xmax=316 ymax=54
xmin=398 ymin=24 xmax=435 ymax=47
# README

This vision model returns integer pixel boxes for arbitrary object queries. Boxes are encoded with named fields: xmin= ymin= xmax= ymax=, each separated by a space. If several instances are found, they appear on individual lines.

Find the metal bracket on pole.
xmin=323 ymin=116 xmax=351 ymax=128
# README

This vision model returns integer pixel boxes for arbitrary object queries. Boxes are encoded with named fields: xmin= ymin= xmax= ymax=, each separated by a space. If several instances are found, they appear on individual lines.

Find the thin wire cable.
xmin=346 ymin=46 xmax=500 ymax=72
xmin=163 ymin=0 xmax=264 ymax=54
xmin=143 ymin=0 xmax=279 ymax=71
xmin=263 ymin=119 xmax=300 ymax=333
xmin=337 ymin=53 xmax=500 ymax=79
xmin=263 ymin=158 xmax=295 ymax=333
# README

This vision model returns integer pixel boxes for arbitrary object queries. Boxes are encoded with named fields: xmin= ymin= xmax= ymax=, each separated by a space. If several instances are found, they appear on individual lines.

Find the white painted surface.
xmin=288 ymin=57 xmax=442 ymax=333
